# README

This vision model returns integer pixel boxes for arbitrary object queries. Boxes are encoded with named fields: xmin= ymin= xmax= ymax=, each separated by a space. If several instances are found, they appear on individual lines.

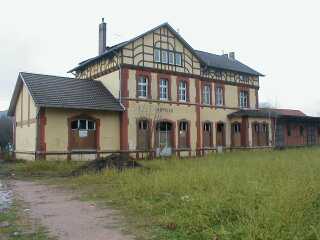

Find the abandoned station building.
xmin=8 ymin=20 xmax=320 ymax=160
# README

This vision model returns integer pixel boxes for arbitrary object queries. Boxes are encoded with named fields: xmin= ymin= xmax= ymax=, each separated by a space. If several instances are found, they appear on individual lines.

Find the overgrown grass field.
xmin=6 ymin=148 xmax=320 ymax=239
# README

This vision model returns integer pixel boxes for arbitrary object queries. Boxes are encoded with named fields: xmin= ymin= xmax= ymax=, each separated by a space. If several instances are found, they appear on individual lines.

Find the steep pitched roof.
xmin=69 ymin=22 xmax=263 ymax=77
xmin=195 ymin=50 xmax=263 ymax=76
xmin=69 ymin=22 xmax=202 ymax=73
xmin=7 ymin=72 xmax=123 ymax=116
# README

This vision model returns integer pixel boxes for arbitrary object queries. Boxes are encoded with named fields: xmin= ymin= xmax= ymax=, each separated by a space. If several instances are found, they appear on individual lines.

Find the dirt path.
xmin=10 ymin=180 xmax=135 ymax=240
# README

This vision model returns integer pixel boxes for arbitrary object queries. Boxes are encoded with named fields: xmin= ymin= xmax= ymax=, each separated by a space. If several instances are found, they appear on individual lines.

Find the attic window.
xmin=175 ymin=53 xmax=182 ymax=66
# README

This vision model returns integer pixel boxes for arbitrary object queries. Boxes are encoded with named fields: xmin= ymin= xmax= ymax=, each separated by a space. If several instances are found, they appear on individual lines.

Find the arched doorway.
xmin=216 ymin=122 xmax=226 ymax=146
xmin=252 ymin=122 xmax=260 ymax=147
xmin=155 ymin=121 xmax=173 ymax=156
xmin=231 ymin=122 xmax=241 ymax=147
xmin=137 ymin=119 xmax=150 ymax=150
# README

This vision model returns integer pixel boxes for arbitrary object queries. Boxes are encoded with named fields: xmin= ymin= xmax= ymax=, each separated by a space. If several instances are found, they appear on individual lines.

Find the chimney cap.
xmin=102 ymin=18 xmax=105 ymax=23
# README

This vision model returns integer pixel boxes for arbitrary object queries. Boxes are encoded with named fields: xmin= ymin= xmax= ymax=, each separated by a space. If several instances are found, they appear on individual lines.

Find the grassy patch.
xmin=0 ymin=200 xmax=54 ymax=240
xmin=5 ymin=148 xmax=320 ymax=239
xmin=1 ymin=160 xmax=84 ymax=179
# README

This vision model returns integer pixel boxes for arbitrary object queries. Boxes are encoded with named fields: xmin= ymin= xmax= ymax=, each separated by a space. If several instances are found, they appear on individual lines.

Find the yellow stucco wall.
xmin=15 ymin=83 xmax=37 ymax=160
xmin=97 ymin=70 xmax=120 ymax=98
xmin=127 ymin=101 xmax=197 ymax=151
xmin=44 ymin=108 xmax=120 ymax=153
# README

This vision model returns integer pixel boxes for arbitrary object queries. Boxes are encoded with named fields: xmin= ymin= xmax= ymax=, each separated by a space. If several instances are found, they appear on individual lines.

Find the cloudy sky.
xmin=1 ymin=0 xmax=319 ymax=115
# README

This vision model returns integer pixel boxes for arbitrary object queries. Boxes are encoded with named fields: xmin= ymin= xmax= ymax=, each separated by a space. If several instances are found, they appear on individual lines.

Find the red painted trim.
xmin=120 ymin=68 xmax=129 ymax=150
xmin=136 ymin=69 xmax=152 ymax=99
xmin=241 ymin=117 xmax=249 ymax=147
xmin=157 ymin=73 xmax=172 ymax=101
xmin=38 ymin=108 xmax=47 ymax=159
xmin=195 ymin=79 xmax=201 ymax=155
xmin=121 ymin=64 xmax=260 ymax=90
xmin=12 ymin=117 xmax=16 ymax=156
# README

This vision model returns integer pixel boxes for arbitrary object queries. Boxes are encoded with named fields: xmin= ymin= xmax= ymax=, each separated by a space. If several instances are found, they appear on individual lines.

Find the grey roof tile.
xmin=195 ymin=50 xmax=263 ymax=76
xmin=8 ymin=72 xmax=123 ymax=116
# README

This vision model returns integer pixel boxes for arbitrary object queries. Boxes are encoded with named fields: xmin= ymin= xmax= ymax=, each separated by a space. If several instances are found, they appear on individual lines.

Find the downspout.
xmin=35 ymin=107 xmax=41 ymax=159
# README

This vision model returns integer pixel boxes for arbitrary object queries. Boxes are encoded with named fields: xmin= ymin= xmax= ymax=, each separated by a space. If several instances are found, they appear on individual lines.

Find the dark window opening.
xmin=300 ymin=126 xmax=304 ymax=136
xmin=71 ymin=120 xmax=78 ymax=130
xmin=217 ymin=123 xmax=223 ymax=132
xmin=79 ymin=120 xmax=87 ymax=130
xmin=139 ymin=120 xmax=148 ymax=130
xmin=233 ymin=123 xmax=241 ymax=133
xmin=287 ymin=125 xmax=291 ymax=136
xmin=88 ymin=120 xmax=95 ymax=130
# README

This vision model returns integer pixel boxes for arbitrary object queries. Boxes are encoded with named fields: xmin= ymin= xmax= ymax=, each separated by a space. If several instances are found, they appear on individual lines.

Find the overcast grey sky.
xmin=1 ymin=0 xmax=319 ymax=115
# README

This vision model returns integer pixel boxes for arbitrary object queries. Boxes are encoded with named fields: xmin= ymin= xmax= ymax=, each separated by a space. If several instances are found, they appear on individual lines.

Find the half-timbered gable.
xmin=121 ymin=24 xmax=201 ymax=75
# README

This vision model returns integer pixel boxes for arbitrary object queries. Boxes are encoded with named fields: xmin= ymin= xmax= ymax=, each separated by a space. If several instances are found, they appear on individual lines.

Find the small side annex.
xmin=7 ymin=72 xmax=123 ymax=160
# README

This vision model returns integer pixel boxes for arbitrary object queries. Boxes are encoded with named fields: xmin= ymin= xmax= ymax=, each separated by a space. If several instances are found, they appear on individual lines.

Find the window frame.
xmin=239 ymin=90 xmax=249 ymax=108
xmin=215 ymin=85 xmax=224 ymax=106
xmin=178 ymin=80 xmax=188 ymax=102
xmin=175 ymin=52 xmax=182 ymax=66
xmin=159 ymin=78 xmax=169 ymax=101
xmin=154 ymin=48 xmax=161 ymax=63
xmin=71 ymin=119 xmax=96 ymax=131
xmin=202 ymin=84 xmax=212 ymax=105
xmin=161 ymin=50 xmax=168 ymax=64
xmin=137 ymin=75 xmax=149 ymax=99
xmin=168 ymin=51 xmax=175 ymax=65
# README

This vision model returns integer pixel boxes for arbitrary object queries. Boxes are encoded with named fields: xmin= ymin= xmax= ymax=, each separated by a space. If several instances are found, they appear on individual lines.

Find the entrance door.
xmin=216 ymin=123 xmax=225 ymax=146
xmin=252 ymin=123 xmax=260 ymax=147
xmin=275 ymin=123 xmax=285 ymax=147
xmin=70 ymin=119 xmax=96 ymax=150
xmin=156 ymin=122 xmax=173 ymax=156
xmin=231 ymin=122 xmax=241 ymax=147
xmin=137 ymin=120 xmax=150 ymax=150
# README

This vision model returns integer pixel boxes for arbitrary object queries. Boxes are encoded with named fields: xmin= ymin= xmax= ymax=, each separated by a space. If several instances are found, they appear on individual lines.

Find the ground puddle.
xmin=0 ymin=180 xmax=12 ymax=212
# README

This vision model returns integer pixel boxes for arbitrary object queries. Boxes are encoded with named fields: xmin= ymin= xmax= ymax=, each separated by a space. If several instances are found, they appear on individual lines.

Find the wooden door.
xmin=203 ymin=122 xmax=212 ymax=148
xmin=231 ymin=123 xmax=241 ymax=147
xmin=137 ymin=120 xmax=150 ymax=150
xmin=216 ymin=123 xmax=225 ymax=146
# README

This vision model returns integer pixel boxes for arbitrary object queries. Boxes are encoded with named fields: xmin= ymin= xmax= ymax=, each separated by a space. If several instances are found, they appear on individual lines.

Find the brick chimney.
xmin=99 ymin=18 xmax=107 ymax=55
xmin=228 ymin=52 xmax=235 ymax=60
